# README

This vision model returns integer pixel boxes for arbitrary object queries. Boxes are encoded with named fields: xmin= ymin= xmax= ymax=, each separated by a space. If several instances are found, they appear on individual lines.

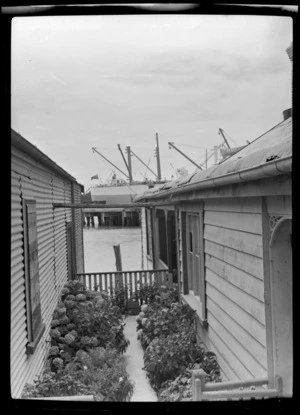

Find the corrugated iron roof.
xmin=135 ymin=116 xmax=292 ymax=201
xmin=11 ymin=129 xmax=84 ymax=191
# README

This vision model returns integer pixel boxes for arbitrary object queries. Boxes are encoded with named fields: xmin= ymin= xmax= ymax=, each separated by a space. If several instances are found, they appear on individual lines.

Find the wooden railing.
xmin=76 ymin=269 xmax=173 ymax=300
xmin=192 ymin=370 xmax=282 ymax=401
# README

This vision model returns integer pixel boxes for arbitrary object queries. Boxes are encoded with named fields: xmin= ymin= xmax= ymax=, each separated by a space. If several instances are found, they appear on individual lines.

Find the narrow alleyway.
xmin=123 ymin=316 xmax=157 ymax=402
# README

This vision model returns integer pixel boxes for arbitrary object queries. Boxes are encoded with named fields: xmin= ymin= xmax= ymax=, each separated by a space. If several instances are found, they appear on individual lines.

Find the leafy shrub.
xmin=21 ymin=370 xmax=92 ymax=399
xmin=137 ymin=282 xmax=161 ymax=304
xmin=158 ymin=359 xmax=221 ymax=401
xmin=137 ymin=301 xmax=196 ymax=350
xmin=110 ymin=283 xmax=129 ymax=315
xmin=66 ymin=347 xmax=135 ymax=401
xmin=23 ymin=280 xmax=133 ymax=401
xmin=143 ymin=332 xmax=205 ymax=390
xmin=136 ymin=283 xmax=221 ymax=395
xmin=47 ymin=279 xmax=129 ymax=372
xmin=22 ymin=347 xmax=134 ymax=402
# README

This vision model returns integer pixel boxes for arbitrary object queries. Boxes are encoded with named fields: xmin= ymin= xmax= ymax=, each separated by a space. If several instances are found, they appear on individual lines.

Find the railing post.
xmin=192 ymin=369 xmax=206 ymax=401
xmin=274 ymin=375 xmax=283 ymax=397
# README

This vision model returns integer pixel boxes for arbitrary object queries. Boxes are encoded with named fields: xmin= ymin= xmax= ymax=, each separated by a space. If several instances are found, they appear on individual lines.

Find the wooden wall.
xmin=203 ymin=197 xmax=267 ymax=381
xmin=11 ymin=146 xmax=84 ymax=398
xmin=178 ymin=197 xmax=268 ymax=381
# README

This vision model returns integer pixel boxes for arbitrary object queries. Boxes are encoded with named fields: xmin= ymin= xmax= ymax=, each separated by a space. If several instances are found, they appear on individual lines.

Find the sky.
xmin=11 ymin=14 xmax=292 ymax=190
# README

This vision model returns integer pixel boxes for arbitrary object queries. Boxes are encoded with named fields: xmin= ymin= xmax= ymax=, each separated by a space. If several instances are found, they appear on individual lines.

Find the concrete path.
xmin=123 ymin=316 xmax=157 ymax=402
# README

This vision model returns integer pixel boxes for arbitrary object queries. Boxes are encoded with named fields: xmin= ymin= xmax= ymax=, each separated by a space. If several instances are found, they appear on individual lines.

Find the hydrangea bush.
xmin=22 ymin=347 xmax=134 ymax=402
xmin=47 ymin=279 xmax=129 ymax=372
xmin=136 ymin=282 xmax=221 ymax=397
xmin=22 ymin=279 xmax=132 ymax=401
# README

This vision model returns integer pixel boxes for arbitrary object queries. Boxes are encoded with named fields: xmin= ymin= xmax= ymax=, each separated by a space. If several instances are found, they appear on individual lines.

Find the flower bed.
xmin=136 ymin=283 xmax=221 ymax=401
xmin=22 ymin=279 xmax=134 ymax=401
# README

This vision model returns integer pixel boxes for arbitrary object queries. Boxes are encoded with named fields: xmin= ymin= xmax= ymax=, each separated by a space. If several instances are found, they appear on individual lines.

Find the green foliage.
xmin=22 ymin=347 xmax=134 ymax=402
xmin=136 ymin=283 xmax=221 ymax=396
xmin=137 ymin=282 xmax=161 ymax=304
xmin=66 ymin=347 xmax=135 ymax=401
xmin=143 ymin=332 xmax=205 ymax=390
xmin=158 ymin=359 xmax=221 ymax=402
xmin=137 ymin=301 xmax=196 ymax=350
xmin=47 ymin=279 xmax=129 ymax=372
xmin=21 ymin=369 xmax=92 ymax=399
xmin=22 ymin=279 xmax=133 ymax=401
xmin=110 ymin=283 xmax=129 ymax=315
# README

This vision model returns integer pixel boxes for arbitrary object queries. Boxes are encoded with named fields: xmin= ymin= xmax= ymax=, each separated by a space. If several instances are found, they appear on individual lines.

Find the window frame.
xmin=157 ymin=209 xmax=168 ymax=266
xmin=22 ymin=198 xmax=45 ymax=354
xmin=145 ymin=208 xmax=153 ymax=259
xmin=181 ymin=204 xmax=207 ymax=326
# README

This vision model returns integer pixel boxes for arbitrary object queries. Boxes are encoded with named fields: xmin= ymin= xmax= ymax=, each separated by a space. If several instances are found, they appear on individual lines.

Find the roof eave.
xmin=11 ymin=129 xmax=84 ymax=189
xmin=135 ymin=156 xmax=292 ymax=202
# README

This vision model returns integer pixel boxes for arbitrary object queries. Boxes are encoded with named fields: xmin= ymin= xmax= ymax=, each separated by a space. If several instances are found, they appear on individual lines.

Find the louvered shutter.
xmin=23 ymin=199 xmax=45 ymax=353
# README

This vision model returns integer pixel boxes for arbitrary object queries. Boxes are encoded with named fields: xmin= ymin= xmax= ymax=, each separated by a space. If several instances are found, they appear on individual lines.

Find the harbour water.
xmin=83 ymin=226 xmax=142 ymax=273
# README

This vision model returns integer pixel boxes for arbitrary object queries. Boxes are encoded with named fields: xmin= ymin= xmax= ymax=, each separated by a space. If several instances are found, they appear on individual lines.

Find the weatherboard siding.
xmin=203 ymin=197 xmax=267 ymax=381
xmin=11 ymin=149 xmax=84 ymax=398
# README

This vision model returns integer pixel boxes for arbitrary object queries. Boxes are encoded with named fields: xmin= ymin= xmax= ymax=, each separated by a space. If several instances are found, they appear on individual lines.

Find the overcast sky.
xmin=11 ymin=14 xmax=292 ymax=189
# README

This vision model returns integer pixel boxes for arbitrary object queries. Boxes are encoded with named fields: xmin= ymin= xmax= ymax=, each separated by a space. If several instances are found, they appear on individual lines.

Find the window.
xmin=166 ymin=210 xmax=177 ymax=276
xmin=189 ymin=232 xmax=193 ymax=253
xmin=157 ymin=209 xmax=168 ymax=265
xmin=145 ymin=208 xmax=153 ymax=258
xmin=22 ymin=199 xmax=45 ymax=354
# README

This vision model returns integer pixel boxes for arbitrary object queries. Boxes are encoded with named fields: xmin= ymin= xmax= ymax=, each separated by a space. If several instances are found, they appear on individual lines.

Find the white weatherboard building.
xmin=136 ymin=104 xmax=292 ymax=397
xmin=136 ymin=44 xmax=293 ymax=397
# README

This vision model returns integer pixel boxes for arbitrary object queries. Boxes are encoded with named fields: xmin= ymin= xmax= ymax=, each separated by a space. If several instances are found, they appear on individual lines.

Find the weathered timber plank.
xmin=206 ymin=269 xmax=265 ymax=325
xmin=203 ymin=376 xmax=268 ymax=391
xmin=205 ymin=254 xmax=264 ymax=301
xmin=204 ymin=240 xmax=264 ymax=280
xmin=207 ymin=324 xmax=256 ymax=381
xmin=201 ymin=388 xmax=279 ymax=400
xmin=204 ymin=210 xmax=262 ymax=235
xmin=207 ymin=297 xmax=267 ymax=369
xmin=266 ymin=195 xmax=292 ymax=216
xmin=206 ymin=281 xmax=266 ymax=346
xmin=204 ymin=224 xmax=263 ymax=258
xmin=204 ymin=197 xmax=262 ymax=213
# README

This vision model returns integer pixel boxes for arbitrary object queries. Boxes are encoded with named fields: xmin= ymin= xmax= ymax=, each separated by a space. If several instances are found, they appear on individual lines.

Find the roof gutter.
xmin=135 ymin=156 xmax=292 ymax=202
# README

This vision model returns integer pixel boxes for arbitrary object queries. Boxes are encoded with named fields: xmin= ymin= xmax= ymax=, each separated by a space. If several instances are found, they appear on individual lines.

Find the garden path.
xmin=123 ymin=316 xmax=157 ymax=402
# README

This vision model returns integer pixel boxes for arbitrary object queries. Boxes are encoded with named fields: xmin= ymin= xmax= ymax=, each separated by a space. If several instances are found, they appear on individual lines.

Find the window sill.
xmin=26 ymin=323 xmax=46 ymax=355
xmin=181 ymin=293 xmax=208 ymax=329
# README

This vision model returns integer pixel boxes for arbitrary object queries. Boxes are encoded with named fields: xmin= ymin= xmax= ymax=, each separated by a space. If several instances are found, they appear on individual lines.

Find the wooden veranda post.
xmin=113 ymin=244 xmax=124 ymax=295
xmin=113 ymin=244 xmax=123 ymax=272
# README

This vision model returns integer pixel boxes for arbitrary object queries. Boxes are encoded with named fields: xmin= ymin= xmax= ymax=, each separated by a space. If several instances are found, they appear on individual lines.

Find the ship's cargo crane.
xmin=218 ymin=128 xmax=248 ymax=159
xmin=118 ymin=133 xmax=163 ymax=182
xmin=92 ymin=147 xmax=129 ymax=180
xmin=168 ymin=141 xmax=203 ymax=171
xmin=218 ymin=128 xmax=231 ymax=149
